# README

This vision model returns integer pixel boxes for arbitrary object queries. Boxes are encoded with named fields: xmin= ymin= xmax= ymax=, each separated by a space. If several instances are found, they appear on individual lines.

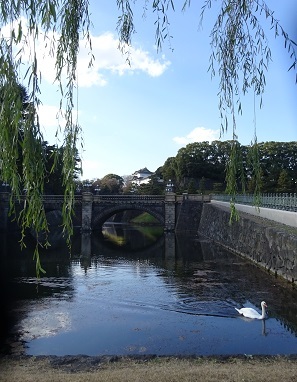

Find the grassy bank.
xmin=130 ymin=212 xmax=159 ymax=225
xmin=0 ymin=355 xmax=297 ymax=382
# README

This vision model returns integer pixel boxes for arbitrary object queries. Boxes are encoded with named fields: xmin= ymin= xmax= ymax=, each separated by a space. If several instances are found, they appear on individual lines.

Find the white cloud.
xmin=126 ymin=48 xmax=170 ymax=77
xmin=173 ymin=127 xmax=220 ymax=145
xmin=2 ymin=19 xmax=170 ymax=88
xmin=78 ymin=32 xmax=171 ymax=86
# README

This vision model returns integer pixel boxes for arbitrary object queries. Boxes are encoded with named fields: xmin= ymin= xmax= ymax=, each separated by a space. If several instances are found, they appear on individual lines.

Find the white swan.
xmin=235 ymin=301 xmax=267 ymax=320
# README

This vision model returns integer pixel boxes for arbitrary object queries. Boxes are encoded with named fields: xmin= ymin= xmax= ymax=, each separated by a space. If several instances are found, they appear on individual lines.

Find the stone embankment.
xmin=198 ymin=202 xmax=297 ymax=285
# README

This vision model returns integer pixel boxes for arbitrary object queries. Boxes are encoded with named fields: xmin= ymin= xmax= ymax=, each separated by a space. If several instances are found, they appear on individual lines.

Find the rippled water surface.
xmin=1 ymin=227 xmax=297 ymax=356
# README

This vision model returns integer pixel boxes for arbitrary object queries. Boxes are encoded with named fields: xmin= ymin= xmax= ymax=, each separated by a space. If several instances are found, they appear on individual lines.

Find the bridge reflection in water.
xmin=80 ymin=224 xmax=176 ymax=269
xmin=2 ymin=226 xmax=297 ymax=357
xmin=0 ymin=192 xmax=210 ymax=233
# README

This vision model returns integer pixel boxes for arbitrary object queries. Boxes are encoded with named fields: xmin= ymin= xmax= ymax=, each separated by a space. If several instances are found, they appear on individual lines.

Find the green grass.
xmin=130 ymin=212 xmax=160 ymax=225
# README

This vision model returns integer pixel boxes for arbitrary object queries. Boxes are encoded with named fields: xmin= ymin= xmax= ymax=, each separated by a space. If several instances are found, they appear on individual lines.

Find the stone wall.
xmin=175 ymin=200 xmax=203 ymax=233
xmin=198 ymin=203 xmax=297 ymax=284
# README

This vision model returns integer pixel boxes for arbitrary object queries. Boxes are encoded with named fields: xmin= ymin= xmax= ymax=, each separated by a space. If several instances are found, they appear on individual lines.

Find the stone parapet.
xmin=164 ymin=193 xmax=176 ymax=231
xmin=198 ymin=203 xmax=297 ymax=284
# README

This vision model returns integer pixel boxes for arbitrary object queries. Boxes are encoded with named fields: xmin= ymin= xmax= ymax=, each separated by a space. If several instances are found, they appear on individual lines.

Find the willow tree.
xmin=117 ymin=0 xmax=296 ymax=218
xmin=0 ymin=0 xmax=91 ymax=275
xmin=0 ymin=1 xmax=296 ymax=273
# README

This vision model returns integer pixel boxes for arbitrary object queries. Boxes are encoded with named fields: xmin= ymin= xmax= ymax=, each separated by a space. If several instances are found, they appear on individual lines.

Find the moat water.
xmin=1 ymin=224 xmax=297 ymax=356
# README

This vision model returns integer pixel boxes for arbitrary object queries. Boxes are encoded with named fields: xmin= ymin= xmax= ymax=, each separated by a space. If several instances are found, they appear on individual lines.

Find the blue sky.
xmin=35 ymin=1 xmax=297 ymax=180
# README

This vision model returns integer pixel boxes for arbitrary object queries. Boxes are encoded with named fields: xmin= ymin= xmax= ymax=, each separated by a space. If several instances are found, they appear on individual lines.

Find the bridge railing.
xmin=93 ymin=194 xmax=210 ymax=203
xmin=93 ymin=195 xmax=165 ymax=203
xmin=14 ymin=195 xmax=82 ymax=204
xmin=2 ymin=193 xmax=212 ymax=205
xmin=176 ymin=194 xmax=211 ymax=202
xmin=212 ymin=193 xmax=297 ymax=212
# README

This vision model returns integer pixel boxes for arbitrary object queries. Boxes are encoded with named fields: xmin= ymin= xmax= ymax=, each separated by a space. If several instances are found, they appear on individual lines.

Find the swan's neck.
xmin=260 ymin=305 xmax=266 ymax=319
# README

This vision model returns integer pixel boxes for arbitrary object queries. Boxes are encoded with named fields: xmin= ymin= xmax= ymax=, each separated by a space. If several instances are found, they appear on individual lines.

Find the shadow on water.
xmin=1 ymin=226 xmax=297 ymax=356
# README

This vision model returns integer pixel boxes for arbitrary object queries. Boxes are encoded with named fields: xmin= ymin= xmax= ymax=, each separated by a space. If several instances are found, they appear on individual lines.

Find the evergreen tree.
xmin=276 ymin=170 xmax=293 ymax=193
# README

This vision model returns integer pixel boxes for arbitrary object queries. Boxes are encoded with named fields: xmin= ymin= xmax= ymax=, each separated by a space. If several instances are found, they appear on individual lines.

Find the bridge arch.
xmin=92 ymin=204 xmax=165 ymax=230
xmin=91 ymin=232 xmax=165 ymax=258
xmin=80 ymin=193 xmax=177 ymax=232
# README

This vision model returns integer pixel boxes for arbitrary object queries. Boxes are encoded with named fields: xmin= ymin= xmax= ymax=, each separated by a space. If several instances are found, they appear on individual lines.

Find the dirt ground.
xmin=1 ymin=355 xmax=297 ymax=382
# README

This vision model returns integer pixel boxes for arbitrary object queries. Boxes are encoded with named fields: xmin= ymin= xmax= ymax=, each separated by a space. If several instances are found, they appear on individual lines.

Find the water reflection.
xmin=1 ymin=226 xmax=297 ymax=356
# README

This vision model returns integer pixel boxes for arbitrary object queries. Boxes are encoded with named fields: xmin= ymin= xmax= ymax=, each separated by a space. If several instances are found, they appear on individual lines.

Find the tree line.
xmin=76 ymin=140 xmax=297 ymax=196
xmin=0 ymin=1 xmax=296 ymax=274
xmin=2 ymin=131 xmax=295 ymax=196
xmin=159 ymin=141 xmax=297 ymax=194
xmin=0 ymin=84 xmax=81 ymax=196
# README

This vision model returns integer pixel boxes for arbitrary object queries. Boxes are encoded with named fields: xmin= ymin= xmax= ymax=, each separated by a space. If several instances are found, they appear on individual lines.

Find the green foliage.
xmin=117 ymin=0 xmax=296 ymax=214
xmin=99 ymin=174 xmax=124 ymax=194
xmin=159 ymin=140 xmax=297 ymax=196
xmin=130 ymin=212 xmax=159 ymax=224
xmin=247 ymin=137 xmax=262 ymax=206
xmin=225 ymin=140 xmax=246 ymax=196
xmin=161 ymin=157 xmax=177 ymax=182
xmin=276 ymin=170 xmax=293 ymax=193
xmin=101 ymin=173 xmax=124 ymax=184
xmin=256 ymin=141 xmax=297 ymax=193
xmin=44 ymin=144 xmax=81 ymax=194
xmin=0 ymin=0 xmax=296 ymax=273
xmin=198 ymin=177 xmax=206 ymax=195
xmin=0 ymin=1 xmax=90 ymax=275
xmin=187 ymin=179 xmax=197 ymax=194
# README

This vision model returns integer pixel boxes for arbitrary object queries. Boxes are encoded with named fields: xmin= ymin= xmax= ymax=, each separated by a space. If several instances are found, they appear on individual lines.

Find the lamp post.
xmin=83 ymin=181 xmax=92 ymax=192
xmin=165 ymin=179 xmax=174 ymax=193
xmin=164 ymin=179 xmax=176 ymax=232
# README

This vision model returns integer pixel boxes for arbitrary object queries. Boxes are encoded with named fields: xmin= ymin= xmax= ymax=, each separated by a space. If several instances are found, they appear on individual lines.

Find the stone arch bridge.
xmin=0 ymin=192 xmax=209 ymax=233
xmin=81 ymin=193 xmax=177 ymax=232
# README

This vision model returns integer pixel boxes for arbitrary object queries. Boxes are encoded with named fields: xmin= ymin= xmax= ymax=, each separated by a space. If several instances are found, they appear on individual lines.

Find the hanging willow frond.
xmin=202 ymin=0 xmax=297 ymax=197
xmin=0 ymin=0 xmax=91 ymax=276
xmin=247 ymin=134 xmax=262 ymax=208
xmin=225 ymin=139 xmax=245 ymax=222
xmin=0 ymin=0 xmax=296 ymax=273
xmin=117 ymin=0 xmax=176 ymax=54
xmin=116 ymin=0 xmax=296 ymax=202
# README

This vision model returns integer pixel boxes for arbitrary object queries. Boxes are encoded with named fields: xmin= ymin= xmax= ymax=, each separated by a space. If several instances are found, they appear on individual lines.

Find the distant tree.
xmin=212 ymin=182 xmax=224 ymax=193
xmin=90 ymin=179 xmax=101 ymax=194
xmin=160 ymin=140 xmax=297 ymax=195
xmin=247 ymin=177 xmax=256 ymax=194
xmin=256 ymin=142 xmax=297 ymax=193
xmin=187 ymin=179 xmax=197 ymax=194
xmin=79 ymin=179 xmax=92 ymax=191
xmin=161 ymin=157 xmax=177 ymax=182
xmin=199 ymin=177 xmax=206 ymax=195
xmin=1 ymin=1 xmax=296 ymax=273
xmin=276 ymin=170 xmax=293 ymax=193
xmin=174 ymin=141 xmax=232 ymax=184
xmin=100 ymin=174 xmax=124 ymax=194
xmin=44 ymin=144 xmax=81 ymax=195
xmin=122 ymin=176 xmax=134 ymax=194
